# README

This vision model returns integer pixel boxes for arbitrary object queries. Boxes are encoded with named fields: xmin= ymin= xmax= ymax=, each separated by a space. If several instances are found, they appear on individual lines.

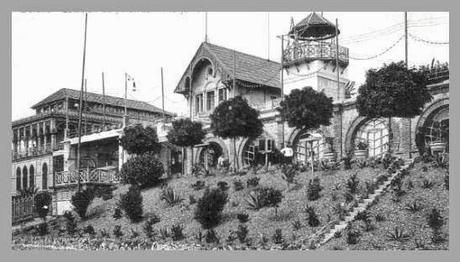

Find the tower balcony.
xmin=282 ymin=41 xmax=349 ymax=67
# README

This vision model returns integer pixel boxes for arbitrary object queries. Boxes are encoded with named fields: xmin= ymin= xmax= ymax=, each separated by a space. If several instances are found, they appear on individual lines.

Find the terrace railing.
xmin=283 ymin=41 xmax=349 ymax=66
xmin=12 ymin=194 xmax=35 ymax=224
xmin=54 ymin=167 xmax=120 ymax=187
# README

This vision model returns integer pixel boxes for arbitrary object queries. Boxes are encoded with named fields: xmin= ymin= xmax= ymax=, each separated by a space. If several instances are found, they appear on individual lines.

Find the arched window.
xmin=42 ymin=163 xmax=48 ymax=190
xmin=16 ymin=167 xmax=21 ymax=191
xmin=29 ymin=165 xmax=35 ymax=189
xmin=22 ymin=166 xmax=28 ymax=190
xmin=294 ymin=131 xmax=325 ymax=164
xmin=355 ymin=118 xmax=389 ymax=158
xmin=243 ymin=135 xmax=276 ymax=166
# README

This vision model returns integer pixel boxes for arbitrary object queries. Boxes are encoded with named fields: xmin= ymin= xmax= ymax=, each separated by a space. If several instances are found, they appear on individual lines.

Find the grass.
xmin=320 ymin=162 xmax=449 ymax=250
xmin=15 ymin=164 xmax=387 ymax=248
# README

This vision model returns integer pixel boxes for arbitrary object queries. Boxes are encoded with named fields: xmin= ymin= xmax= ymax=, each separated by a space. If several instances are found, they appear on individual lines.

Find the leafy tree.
xmin=195 ymin=188 xmax=228 ymax=229
xmin=120 ymin=152 xmax=164 ymax=188
xmin=210 ymin=96 xmax=263 ymax=169
xmin=280 ymin=87 xmax=333 ymax=130
xmin=167 ymin=118 xmax=206 ymax=175
xmin=71 ymin=188 xmax=95 ymax=219
xmin=120 ymin=124 xmax=162 ymax=155
xmin=356 ymin=61 xmax=431 ymax=153
xmin=34 ymin=191 xmax=52 ymax=221
xmin=119 ymin=185 xmax=144 ymax=222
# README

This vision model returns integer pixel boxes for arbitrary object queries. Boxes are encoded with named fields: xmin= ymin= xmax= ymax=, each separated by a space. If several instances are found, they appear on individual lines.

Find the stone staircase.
xmin=316 ymin=158 xmax=414 ymax=247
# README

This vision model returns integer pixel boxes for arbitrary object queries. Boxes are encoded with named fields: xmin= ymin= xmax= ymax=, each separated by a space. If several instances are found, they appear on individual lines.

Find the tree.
xmin=120 ymin=152 xmax=164 ymax=188
xmin=356 ymin=61 xmax=432 ymax=153
xmin=195 ymin=188 xmax=228 ymax=229
xmin=120 ymin=124 xmax=162 ymax=155
xmin=167 ymin=118 xmax=206 ymax=175
xmin=119 ymin=185 xmax=144 ymax=222
xmin=71 ymin=188 xmax=95 ymax=219
xmin=210 ymin=96 xmax=263 ymax=170
xmin=280 ymin=87 xmax=333 ymax=131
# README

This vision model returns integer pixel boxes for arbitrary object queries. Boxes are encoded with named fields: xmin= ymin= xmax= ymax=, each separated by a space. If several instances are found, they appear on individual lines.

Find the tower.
xmin=282 ymin=12 xmax=350 ymax=103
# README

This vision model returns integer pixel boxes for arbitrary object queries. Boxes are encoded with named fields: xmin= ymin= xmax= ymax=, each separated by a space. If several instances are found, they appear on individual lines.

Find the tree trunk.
xmin=388 ymin=117 xmax=393 ymax=155
xmin=233 ymin=138 xmax=239 ymax=171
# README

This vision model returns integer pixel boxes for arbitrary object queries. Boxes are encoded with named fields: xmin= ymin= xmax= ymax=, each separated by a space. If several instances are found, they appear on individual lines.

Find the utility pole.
xmin=336 ymin=18 xmax=343 ymax=157
xmin=76 ymin=13 xmax=88 ymax=191
xmin=205 ymin=12 xmax=208 ymax=43
xmin=280 ymin=34 xmax=285 ymax=147
xmin=84 ymin=78 xmax=88 ymax=135
xmin=161 ymin=67 xmax=165 ymax=119
xmin=102 ymin=72 xmax=106 ymax=128
xmin=405 ymin=11 xmax=412 ymax=159
xmin=124 ymin=72 xmax=128 ymax=127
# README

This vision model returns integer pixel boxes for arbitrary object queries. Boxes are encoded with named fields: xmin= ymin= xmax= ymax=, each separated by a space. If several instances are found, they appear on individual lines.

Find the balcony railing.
xmin=12 ymin=143 xmax=54 ymax=160
xmin=283 ymin=41 xmax=349 ymax=66
xmin=250 ymin=98 xmax=282 ymax=112
xmin=54 ymin=167 xmax=120 ymax=187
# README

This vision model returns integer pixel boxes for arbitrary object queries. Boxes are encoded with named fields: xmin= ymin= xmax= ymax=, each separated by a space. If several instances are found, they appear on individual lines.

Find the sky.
xmin=12 ymin=12 xmax=449 ymax=121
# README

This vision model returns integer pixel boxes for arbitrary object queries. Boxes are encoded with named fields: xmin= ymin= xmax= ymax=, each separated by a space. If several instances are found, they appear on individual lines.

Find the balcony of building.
xmin=282 ymin=41 xmax=349 ymax=67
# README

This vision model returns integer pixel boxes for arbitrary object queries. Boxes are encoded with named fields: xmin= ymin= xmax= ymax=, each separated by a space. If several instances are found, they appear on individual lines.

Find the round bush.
xmin=34 ymin=191 xmax=52 ymax=220
xmin=119 ymin=185 xmax=143 ymax=222
xmin=71 ymin=188 xmax=95 ymax=219
xmin=120 ymin=153 xmax=164 ymax=188
xmin=195 ymin=188 xmax=228 ymax=229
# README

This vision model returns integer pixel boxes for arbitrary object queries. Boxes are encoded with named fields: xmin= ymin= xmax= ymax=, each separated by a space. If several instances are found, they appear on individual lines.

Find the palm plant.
xmin=160 ymin=186 xmax=184 ymax=206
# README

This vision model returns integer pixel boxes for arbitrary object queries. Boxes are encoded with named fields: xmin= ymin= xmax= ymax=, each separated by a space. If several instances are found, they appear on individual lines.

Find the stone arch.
xmin=192 ymin=57 xmax=216 ymax=81
xmin=29 ymin=165 xmax=35 ymax=189
xmin=239 ymin=131 xmax=277 ymax=167
xmin=16 ymin=167 xmax=21 ymax=191
xmin=42 ymin=163 xmax=48 ymax=190
xmin=22 ymin=166 xmax=28 ymax=190
xmin=287 ymin=127 xmax=327 ymax=163
xmin=195 ymin=136 xmax=229 ymax=165
xmin=415 ymin=98 xmax=449 ymax=151
xmin=344 ymin=116 xmax=369 ymax=153
xmin=416 ymin=98 xmax=449 ymax=133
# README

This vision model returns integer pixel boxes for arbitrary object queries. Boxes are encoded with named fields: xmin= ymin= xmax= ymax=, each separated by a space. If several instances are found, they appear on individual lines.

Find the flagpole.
xmin=124 ymin=72 xmax=128 ymax=127
xmin=84 ymin=78 xmax=88 ymax=135
xmin=102 ymin=72 xmax=106 ymax=129
xmin=76 ymin=13 xmax=88 ymax=191
xmin=161 ymin=67 xmax=165 ymax=119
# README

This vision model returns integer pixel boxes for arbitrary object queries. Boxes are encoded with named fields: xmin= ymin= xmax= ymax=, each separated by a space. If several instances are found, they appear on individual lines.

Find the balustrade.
xmin=54 ymin=168 xmax=119 ymax=187
xmin=283 ymin=41 xmax=349 ymax=65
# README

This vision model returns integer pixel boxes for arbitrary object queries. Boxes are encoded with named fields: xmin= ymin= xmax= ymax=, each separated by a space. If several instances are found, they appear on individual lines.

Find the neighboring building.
xmin=11 ymin=88 xmax=175 ymax=198
xmin=175 ymin=12 xmax=449 ymax=172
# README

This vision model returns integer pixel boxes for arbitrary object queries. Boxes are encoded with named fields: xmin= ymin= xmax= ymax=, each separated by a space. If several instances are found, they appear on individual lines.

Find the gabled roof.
xmin=31 ymin=88 xmax=175 ymax=117
xmin=175 ymin=42 xmax=280 ymax=94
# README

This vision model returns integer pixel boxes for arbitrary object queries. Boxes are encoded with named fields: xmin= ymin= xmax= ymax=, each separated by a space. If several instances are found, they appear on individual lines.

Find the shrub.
xmin=130 ymin=228 xmax=140 ymax=239
xmin=217 ymin=181 xmax=229 ymax=191
xmin=63 ymin=211 xmax=77 ymax=236
xmin=99 ymin=228 xmax=110 ymax=238
xmin=334 ymin=231 xmax=342 ymax=238
xmin=120 ymin=153 xmax=164 ymax=188
xmin=92 ymin=185 xmax=115 ymax=200
xmin=195 ymin=188 xmax=228 ymax=229
xmin=143 ymin=215 xmax=160 ymax=239
xmin=120 ymin=124 xmax=161 ymax=155
xmin=375 ymin=213 xmax=386 ymax=222
xmin=292 ymin=219 xmax=303 ymax=231
xmin=237 ymin=213 xmax=250 ymax=223
xmin=444 ymin=172 xmax=449 ymax=190
xmin=346 ymin=228 xmax=361 ymax=245
xmin=307 ymin=177 xmax=322 ymax=201
xmin=357 ymin=160 xmax=368 ymax=169
xmin=342 ymin=152 xmax=353 ymax=170
xmin=233 ymin=179 xmax=244 ymax=191
xmin=246 ymin=177 xmax=260 ymax=187
xmin=34 ymin=191 xmax=52 ymax=221
xmin=36 ymin=222 xmax=48 ymax=236
xmin=236 ymin=224 xmax=249 ymax=243
xmin=71 ymin=188 xmax=95 ymax=219
xmin=386 ymin=227 xmax=410 ymax=242
xmin=83 ymin=225 xmax=96 ymax=236
xmin=191 ymin=180 xmax=206 ymax=191
xmin=427 ymin=208 xmax=444 ymax=231
xmin=272 ymin=229 xmax=284 ymax=244
xmin=119 ymin=185 xmax=143 ymax=222
xmin=113 ymin=225 xmax=123 ymax=238
xmin=421 ymin=179 xmax=434 ymax=189
xmin=246 ymin=191 xmax=263 ymax=210
xmin=113 ymin=207 xmax=122 ymax=219
xmin=344 ymin=191 xmax=355 ymax=203
xmin=281 ymin=164 xmax=298 ymax=186
xmin=405 ymin=200 xmax=423 ymax=213
xmin=189 ymin=195 xmax=197 ymax=205
xmin=346 ymin=173 xmax=360 ymax=194
xmin=159 ymin=227 xmax=170 ymax=240
xmin=305 ymin=206 xmax=320 ymax=227
xmin=171 ymin=224 xmax=185 ymax=241
xmin=205 ymin=229 xmax=220 ymax=244
xmin=160 ymin=187 xmax=184 ymax=206
xmin=333 ymin=203 xmax=347 ymax=220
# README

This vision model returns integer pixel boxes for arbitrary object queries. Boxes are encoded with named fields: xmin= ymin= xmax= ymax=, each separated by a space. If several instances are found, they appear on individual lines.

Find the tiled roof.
xmin=31 ymin=88 xmax=175 ymax=116
xmin=289 ymin=12 xmax=339 ymax=40
xmin=175 ymin=42 xmax=280 ymax=93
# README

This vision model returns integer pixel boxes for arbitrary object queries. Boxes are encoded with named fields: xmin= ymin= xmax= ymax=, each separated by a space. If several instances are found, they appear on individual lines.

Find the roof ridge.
xmin=204 ymin=42 xmax=280 ymax=66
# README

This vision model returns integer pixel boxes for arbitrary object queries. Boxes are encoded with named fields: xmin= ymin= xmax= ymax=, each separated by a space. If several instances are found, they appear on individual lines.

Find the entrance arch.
xmin=195 ymin=137 xmax=228 ymax=168
xmin=198 ymin=141 xmax=224 ymax=168
xmin=241 ymin=132 xmax=276 ymax=167
xmin=289 ymin=128 xmax=326 ymax=164
xmin=416 ymin=99 xmax=449 ymax=152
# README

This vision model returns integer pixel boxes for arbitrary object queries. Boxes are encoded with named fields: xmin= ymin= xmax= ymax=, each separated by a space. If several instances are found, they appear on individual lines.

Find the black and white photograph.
xmin=10 ymin=11 xmax=449 ymax=251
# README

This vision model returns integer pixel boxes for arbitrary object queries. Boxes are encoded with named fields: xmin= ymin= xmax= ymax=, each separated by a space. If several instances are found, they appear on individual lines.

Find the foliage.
xmin=405 ymin=200 xmax=423 ymax=213
xmin=444 ymin=172 xmax=449 ymax=190
xmin=427 ymin=208 xmax=444 ymax=231
xmin=237 ymin=213 xmax=250 ymax=223
xmin=113 ymin=225 xmax=124 ymax=238
xmin=159 ymin=227 xmax=170 ymax=240
xmin=191 ymin=180 xmax=206 ymax=191
xmin=120 ymin=153 xmax=164 ymax=188
xmin=306 ymin=177 xmax=322 ymax=201
xmin=346 ymin=227 xmax=361 ymax=245
xmin=195 ymin=188 xmax=228 ymax=229
xmin=217 ymin=181 xmax=229 ymax=191
xmin=119 ymin=185 xmax=144 ymax=222
xmin=170 ymin=224 xmax=185 ymax=241
xmin=280 ymin=86 xmax=333 ymax=130
xmin=99 ymin=228 xmax=110 ymax=238
xmin=34 ymin=191 xmax=52 ymax=220
xmin=142 ymin=214 xmax=160 ymax=239
xmin=236 ymin=224 xmax=249 ymax=243
xmin=83 ymin=225 xmax=96 ymax=236
xmin=357 ymin=160 xmax=368 ymax=169
xmin=421 ymin=179 xmax=434 ymax=189
xmin=356 ymin=61 xmax=431 ymax=119
xmin=160 ymin=187 xmax=184 ymax=206
xmin=71 ymin=188 xmax=95 ymax=219
xmin=281 ymin=164 xmax=299 ymax=187
xmin=167 ymin=118 xmax=206 ymax=147
xmin=36 ymin=222 xmax=48 ymax=236
xmin=292 ymin=220 xmax=303 ymax=231
xmin=189 ymin=195 xmax=197 ymax=205
xmin=333 ymin=203 xmax=347 ymax=220
xmin=205 ymin=229 xmax=220 ymax=244
xmin=63 ymin=211 xmax=77 ymax=236
xmin=272 ymin=229 xmax=284 ymax=244
xmin=346 ymin=173 xmax=360 ymax=194
xmin=375 ymin=213 xmax=386 ymax=222
xmin=386 ymin=226 xmax=411 ymax=242
xmin=120 ymin=124 xmax=161 ymax=155
xmin=355 ymin=141 xmax=369 ymax=151
xmin=304 ymin=206 xmax=320 ymax=227
xmin=233 ymin=179 xmax=244 ymax=191
xmin=113 ymin=207 xmax=122 ymax=219
xmin=129 ymin=229 xmax=139 ymax=239
xmin=342 ymin=152 xmax=353 ymax=170
xmin=246 ymin=177 xmax=260 ymax=188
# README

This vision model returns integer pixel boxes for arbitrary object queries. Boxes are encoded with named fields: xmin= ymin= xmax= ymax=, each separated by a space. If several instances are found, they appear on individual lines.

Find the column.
xmin=36 ymin=122 xmax=41 ymax=150
xmin=43 ymin=122 xmax=48 ymax=151
xmin=50 ymin=119 xmax=56 ymax=150
xmin=118 ymin=134 xmax=124 ymax=172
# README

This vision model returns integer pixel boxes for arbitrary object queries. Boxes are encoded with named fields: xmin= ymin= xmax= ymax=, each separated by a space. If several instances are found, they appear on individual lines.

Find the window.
xmin=218 ymin=88 xmax=227 ymax=102
xmin=207 ymin=91 xmax=215 ymax=111
xmin=355 ymin=118 xmax=389 ymax=158
xmin=195 ymin=94 xmax=203 ymax=114
xmin=42 ymin=163 xmax=48 ymax=190
xmin=16 ymin=167 xmax=21 ymax=191
xmin=29 ymin=165 xmax=34 ymax=189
